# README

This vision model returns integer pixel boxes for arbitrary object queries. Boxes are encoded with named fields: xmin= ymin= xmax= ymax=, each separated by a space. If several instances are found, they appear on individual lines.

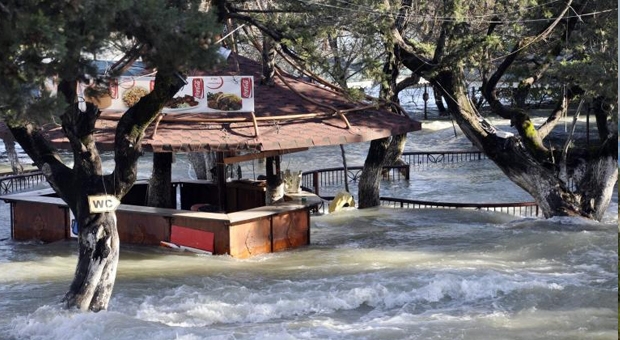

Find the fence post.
xmin=313 ymin=171 xmax=319 ymax=196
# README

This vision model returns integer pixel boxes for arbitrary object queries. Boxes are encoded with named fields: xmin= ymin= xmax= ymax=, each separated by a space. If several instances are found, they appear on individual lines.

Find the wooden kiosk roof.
xmin=2 ymin=54 xmax=421 ymax=156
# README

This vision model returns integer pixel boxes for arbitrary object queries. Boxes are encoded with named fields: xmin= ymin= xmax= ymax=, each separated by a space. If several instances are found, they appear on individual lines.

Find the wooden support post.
xmin=312 ymin=171 xmax=320 ymax=196
xmin=265 ymin=156 xmax=283 ymax=204
xmin=423 ymin=84 xmax=429 ymax=120
xmin=250 ymin=111 xmax=260 ymax=138
xmin=216 ymin=152 xmax=227 ymax=212
xmin=337 ymin=111 xmax=352 ymax=129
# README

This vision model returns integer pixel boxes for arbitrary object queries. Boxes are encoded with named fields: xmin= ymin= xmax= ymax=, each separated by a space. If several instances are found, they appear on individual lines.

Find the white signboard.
xmin=88 ymin=195 xmax=121 ymax=213
xmin=89 ymin=76 xmax=255 ymax=114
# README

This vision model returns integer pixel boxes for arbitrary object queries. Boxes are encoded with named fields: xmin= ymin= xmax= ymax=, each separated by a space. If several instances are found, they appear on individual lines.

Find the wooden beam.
xmin=216 ymin=152 xmax=227 ymax=212
xmin=250 ymin=111 xmax=260 ymax=137
xmin=222 ymin=148 xmax=308 ymax=164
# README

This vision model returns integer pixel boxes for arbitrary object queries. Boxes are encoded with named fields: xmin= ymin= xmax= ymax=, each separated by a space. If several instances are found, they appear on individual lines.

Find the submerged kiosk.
xmin=1 ymin=53 xmax=421 ymax=258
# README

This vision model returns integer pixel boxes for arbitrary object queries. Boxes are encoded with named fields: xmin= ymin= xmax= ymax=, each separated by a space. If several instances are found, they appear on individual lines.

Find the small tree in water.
xmin=0 ymin=0 xmax=222 ymax=311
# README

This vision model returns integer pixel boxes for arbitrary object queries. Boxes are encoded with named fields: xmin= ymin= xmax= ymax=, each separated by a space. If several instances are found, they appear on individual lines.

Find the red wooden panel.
xmin=12 ymin=201 xmax=67 ymax=242
xmin=171 ymin=225 xmax=215 ymax=252
xmin=116 ymin=211 xmax=170 ymax=245
xmin=170 ymin=216 xmax=229 ymax=255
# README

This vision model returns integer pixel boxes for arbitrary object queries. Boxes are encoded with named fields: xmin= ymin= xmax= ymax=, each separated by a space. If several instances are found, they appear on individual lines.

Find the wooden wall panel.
xmin=229 ymin=218 xmax=271 ymax=258
xmin=272 ymin=209 xmax=310 ymax=252
xmin=12 ymin=201 xmax=68 ymax=242
xmin=171 ymin=216 xmax=230 ymax=255
xmin=116 ymin=211 xmax=170 ymax=245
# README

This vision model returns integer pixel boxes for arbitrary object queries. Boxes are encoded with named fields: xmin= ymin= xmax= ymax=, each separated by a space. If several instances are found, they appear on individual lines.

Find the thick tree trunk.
xmin=433 ymin=85 xmax=447 ymax=114
xmin=434 ymin=69 xmax=617 ymax=220
xmin=1 ymin=135 xmax=23 ymax=174
xmin=8 ymin=71 xmax=187 ymax=313
xmin=188 ymin=152 xmax=208 ymax=179
xmin=358 ymin=139 xmax=389 ymax=208
xmin=265 ymin=156 xmax=283 ymax=204
xmin=358 ymin=134 xmax=407 ymax=208
xmin=572 ymin=150 xmax=617 ymax=221
xmin=147 ymin=152 xmax=173 ymax=208
xmin=358 ymin=24 xmax=409 ymax=209
xmin=63 ymin=212 xmax=119 ymax=312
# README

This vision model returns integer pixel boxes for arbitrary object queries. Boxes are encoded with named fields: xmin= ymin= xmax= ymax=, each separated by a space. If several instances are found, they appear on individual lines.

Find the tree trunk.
xmin=261 ymin=36 xmax=276 ymax=86
xmin=63 ymin=212 xmax=119 ymax=312
xmin=147 ymin=152 xmax=173 ymax=208
xmin=358 ymin=24 xmax=409 ymax=209
xmin=358 ymin=134 xmax=407 ymax=208
xmin=1 ymin=135 xmax=24 ymax=174
xmin=434 ymin=69 xmax=617 ymax=220
xmin=8 ymin=71 xmax=188 ymax=312
xmin=265 ymin=156 xmax=283 ymax=204
xmin=188 ymin=152 xmax=208 ymax=179
xmin=358 ymin=139 xmax=388 ymax=208
xmin=433 ymin=85 xmax=447 ymax=114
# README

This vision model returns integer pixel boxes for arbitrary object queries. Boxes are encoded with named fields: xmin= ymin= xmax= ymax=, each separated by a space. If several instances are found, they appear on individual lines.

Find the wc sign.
xmin=88 ymin=195 xmax=121 ymax=213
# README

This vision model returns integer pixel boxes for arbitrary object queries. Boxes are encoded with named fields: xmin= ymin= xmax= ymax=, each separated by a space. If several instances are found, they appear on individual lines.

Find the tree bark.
xmin=433 ymin=68 xmax=617 ymax=220
xmin=147 ymin=152 xmax=174 ymax=208
xmin=357 ymin=1 xmax=411 ymax=209
xmin=63 ymin=212 xmax=119 ymax=312
xmin=1 ymin=135 xmax=23 ymax=174
xmin=358 ymin=134 xmax=407 ymax=208
xmin=433 ymin=85 xmax=447 ymax=113
xmin=188 ymin=152 xmax=208 ymax=179
xmin=7 ymin=71 xmax=187 ymax=311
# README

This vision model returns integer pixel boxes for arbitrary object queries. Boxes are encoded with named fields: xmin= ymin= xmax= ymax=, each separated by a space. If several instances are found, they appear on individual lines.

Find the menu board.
xmin=92 ymin=76 xmax=255 ymax=113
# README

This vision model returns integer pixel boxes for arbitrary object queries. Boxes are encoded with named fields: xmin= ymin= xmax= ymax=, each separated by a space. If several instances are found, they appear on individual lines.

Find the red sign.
xmin=193 ymin=78 xmax=204 ymax=99
xmin=240 ymin=77 xmax=252 ymax=98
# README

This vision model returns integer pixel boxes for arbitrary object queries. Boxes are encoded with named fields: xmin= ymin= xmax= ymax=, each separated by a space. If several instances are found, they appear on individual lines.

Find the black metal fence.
xmin=401 ymin=150 xmax=487 ymax=165
xmin=378 ymin=197 xmax=540 ymax=217
xmin=301 ymin=165 xmax=409 ymax=196
xmin=301 ymin=150 xmax=540 ymax=218
xmin=0 ymin=170 xmax=46 ymax=194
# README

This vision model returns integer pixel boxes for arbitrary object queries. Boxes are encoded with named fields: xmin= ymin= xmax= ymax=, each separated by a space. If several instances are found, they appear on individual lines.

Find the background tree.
xmin=221 ymin=0 xmax=617 ymax=219
xmin=0 ymin=0 xmax=222 ymax=311
xmin=390 ymin=0 xmax=617 ymax=219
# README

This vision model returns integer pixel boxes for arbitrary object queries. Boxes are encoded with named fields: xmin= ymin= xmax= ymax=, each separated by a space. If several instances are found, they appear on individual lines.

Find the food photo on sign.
xmin=84 ymin=75 xmax=255 ymax=113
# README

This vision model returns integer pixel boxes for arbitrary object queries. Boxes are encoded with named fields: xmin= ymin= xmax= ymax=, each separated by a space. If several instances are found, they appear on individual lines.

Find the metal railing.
xmin=300 ymin=149 xmax=539 ymax=217
xmin=378 ymin=197 xmax=540 ymax=217
xmin=401 ymin=150 xmax=487 ymax=165
xmin=314 ymin=195 xmax=539 ymax=217
xmin=0 ymin=170 xmax=46 ymax=194
xmin=301 ymin=165 xmax=409 ymax=196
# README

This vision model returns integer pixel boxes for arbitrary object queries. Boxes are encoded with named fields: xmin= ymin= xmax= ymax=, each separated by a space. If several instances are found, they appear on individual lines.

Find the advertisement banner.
xmin=93 ymin=76 xmax=255 ymax=113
